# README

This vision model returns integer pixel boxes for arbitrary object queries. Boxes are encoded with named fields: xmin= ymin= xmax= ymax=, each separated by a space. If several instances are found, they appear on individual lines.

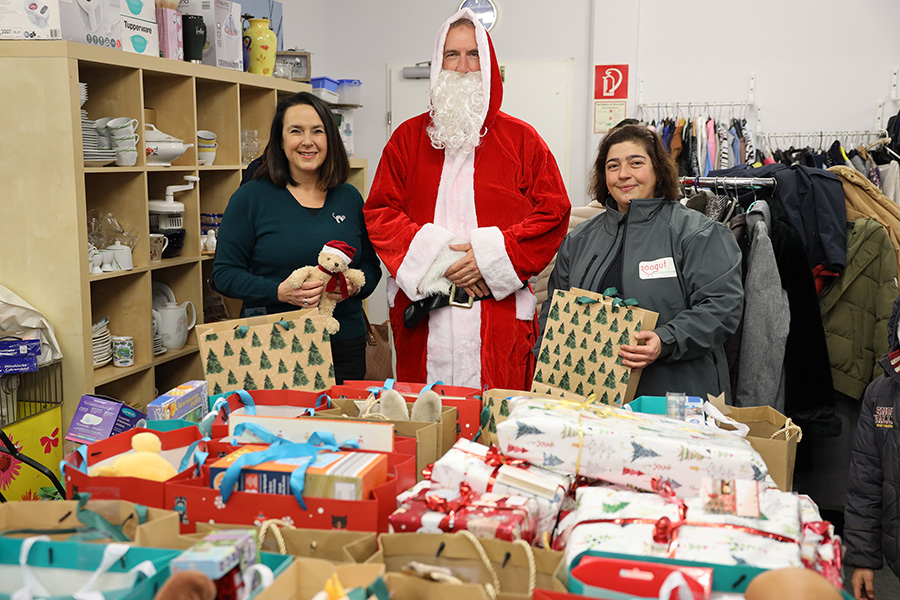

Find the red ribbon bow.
xmin=424 ymin=482 xmax=474 ymax=515
xmin=485 ymin=445 xmax=529 ymax=469
xmin=318 ymin=265 xmax=349 ymax=298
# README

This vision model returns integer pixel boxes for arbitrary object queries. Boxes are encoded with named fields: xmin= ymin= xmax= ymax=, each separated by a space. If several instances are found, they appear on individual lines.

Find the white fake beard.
xmin=427 ymin=70 xmax=485 ymax=154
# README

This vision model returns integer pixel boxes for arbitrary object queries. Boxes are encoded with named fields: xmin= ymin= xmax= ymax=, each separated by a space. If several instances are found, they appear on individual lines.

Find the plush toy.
xmin=90 ymin=431 xmax=178 ymax=482
xmin=355 ymin=387 xmax=442 ymax=423
xmin=289 ymin=240 xmax=366 ymax=334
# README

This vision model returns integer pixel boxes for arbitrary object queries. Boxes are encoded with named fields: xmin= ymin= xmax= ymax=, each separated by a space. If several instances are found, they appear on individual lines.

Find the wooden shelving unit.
xmin=0 ymin=42 xmax=371 ymax=432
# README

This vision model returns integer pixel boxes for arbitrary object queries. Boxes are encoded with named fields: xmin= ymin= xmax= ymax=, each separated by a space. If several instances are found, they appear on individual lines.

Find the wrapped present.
xmin=563 ymin=484 xmax=803 ymax=574
xmin=497 ymin=398 xmax=768 ymax=496
xmin=389 ymin=483 xmax=539 ymax=543
xmin=429 ymin=438 xmax=569 ymax=545
xmin=798 ymin=495 xmax=843 ymax=588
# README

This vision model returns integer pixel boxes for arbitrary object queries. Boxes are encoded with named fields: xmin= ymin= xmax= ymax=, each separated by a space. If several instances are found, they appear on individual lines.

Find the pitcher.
xmin=153 ymin=301 xmax=196 ymax=351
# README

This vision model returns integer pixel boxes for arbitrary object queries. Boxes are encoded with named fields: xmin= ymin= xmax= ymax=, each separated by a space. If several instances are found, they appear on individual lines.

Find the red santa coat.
xmin=364 ymin=9 xmax=570 ymax=390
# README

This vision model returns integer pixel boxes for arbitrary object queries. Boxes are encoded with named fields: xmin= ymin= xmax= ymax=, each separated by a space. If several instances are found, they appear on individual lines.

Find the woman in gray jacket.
xmin=538 ymin=125 xmax=743 ymax=400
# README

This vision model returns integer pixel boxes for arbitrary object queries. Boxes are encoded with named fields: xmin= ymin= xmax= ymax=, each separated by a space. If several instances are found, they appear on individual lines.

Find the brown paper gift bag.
xmin=254 ymin=557 xmax=386 ymax=600
xmin=196 ymin=309 xmax=335 ymax=396
xmin=370 ymin=532 xmax=566 ymax=599
xmin=476 ymin=388 xmax=587 ymax=447
xmin=532 ymin=287 xmax=658 ymax=405
xmin=707 ymin=393 xmax=802 ymax=492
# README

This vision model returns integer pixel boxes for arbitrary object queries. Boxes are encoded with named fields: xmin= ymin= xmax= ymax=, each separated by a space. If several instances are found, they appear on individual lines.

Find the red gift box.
xmin=210 ymin=389 xmax=333 ymax=439
xmin=166 ymin=450 xmax=415 ymax=533
xmin=338 ymin=381 xmax=482 ymax=441
xmin=62 ymin=426 xmax=206 ymax=508
xmin=389 ymin=483 xmax=537 ymax=543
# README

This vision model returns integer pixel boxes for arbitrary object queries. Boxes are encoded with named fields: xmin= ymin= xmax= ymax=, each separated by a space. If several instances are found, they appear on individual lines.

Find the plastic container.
xmin=310 ymin=76 xmax=339 ymax=93
xmin=337 ymin=79 xmax=362 ymax=105
xmin=310 ymin=88 xmax=339 ymax=104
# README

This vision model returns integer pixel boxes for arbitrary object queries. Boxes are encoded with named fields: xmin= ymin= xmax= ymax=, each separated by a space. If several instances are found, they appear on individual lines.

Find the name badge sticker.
xmin=638 ymin=257 xmax=678 ymax=280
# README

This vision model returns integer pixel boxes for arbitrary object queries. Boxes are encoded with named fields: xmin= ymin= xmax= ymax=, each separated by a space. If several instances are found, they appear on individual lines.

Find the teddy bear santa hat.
xmin=321 ymin=240 xmax=356 ymax=264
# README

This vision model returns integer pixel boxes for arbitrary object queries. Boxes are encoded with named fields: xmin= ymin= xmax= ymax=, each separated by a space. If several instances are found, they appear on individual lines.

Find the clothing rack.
xmin=680 ymin=176 xmax=776 ymax=189
xmin=759 ymin=129 xmax=888 ymax=149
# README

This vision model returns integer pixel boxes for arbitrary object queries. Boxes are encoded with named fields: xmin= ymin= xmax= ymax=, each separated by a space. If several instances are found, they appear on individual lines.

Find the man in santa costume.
xmin=364 ymin=8 xmax=570 ymax=390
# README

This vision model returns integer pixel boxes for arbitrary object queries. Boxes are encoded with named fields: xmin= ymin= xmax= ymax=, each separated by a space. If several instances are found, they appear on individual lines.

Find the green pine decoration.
xmin=624 ymin=309 xmax=634 ymax=322
xmin=499 ymin=398 xmax=510 ymax=417
xmin=251 ymin=332 xmax=262 ymax=347
xmin=583 ymin=303 xmax=592 ymax=316
xmin=587 ymin=371 xmax=597 ymax=385
xmin=322 ymin=330 xmax=330 ymax=343
xmin=579 ymin=338 xmax=588 ymax=349
xmin=620 ymin=370 xmax=630 ymax=384
xmin=293 ymin=362 xmax=310 ymax=386
xmin=571 ymin=312 xmax=580 ymax=325
xmin=206 ymin=333 xmax=219 ymax=341
xmin=223 ymin=342 xmax=234 ymax=356
xmin=314 ymin=372 xmax=327 ymax=390
xmin=291 ymin=335 xmax=304 ymax=353
xmin=554 ymin=343 xmax=561 ymax=356
xmin=227 ymin=370 xmax=239 ymax=386
xmin=603 ymin=371 xmax=616 ymax=389
xmin=601 ymin=339 xmax=614 ymax=358
xmin=282 ymin=382 xmax=289 ymax=389
xmin=547 ymin=373 xmax=556 ymax=385
xmin=557 ymin=323 xmax=566 ymax=335
xmin=304 ymin=318 xmax=317 ymax=334
xmin=545 ymin=327 xmax=554 ymax=341
xmin=553 ymin=359 xmax=561 ymax=370
xmin=533 ymin=368 xmax=544 ymax=382
xmin=613 ymin=392 xmax=622 ymax=406
xmin=559 ymin=372 xmax=571 ymax=390
xmin=538 ymin=346 xmax=551 ymax=364
xmin=205 ymin=349 xmax=224 ymax=374
xmin=234 ymin=328 xmax=248 ymax=340
xmin=615 ymin=355 xmax=625 ymax=366
xmin=264 ymin=375 xmax=275 ymax=390
xmin=562 ymin=303 xmax=571 ymax=314
xmin=600 ymin=391 xmax=609 ymax=404
xmin=283 ymin=321 xmax=296 ymax=330
xmin=489 ymin=413 xmax=497 ymax=433
xmin=584 ymin=321 xmax=592 ymax=335
xmin=238 ymin=347 xmax=252 ymax=366
xmin=563 ymin=353 xmax=573 ymax=367
xmin=328 ymin=363 xmax=335 ymax=380
xmin=564 ymin=331 xmax=577 ymax=349
xmin=269 ymin=327 xmax=287 ymax=350
xmin=259 ymin=351 xmax=273 ymax=370
xmin=278 ymin=359 xmax=288 ymax=374
xmin=594 ymin=330 xmax=605 ymax=344
xmin=308 ymin=342 xmax=325 ymax=366
xmin=596 ymin=306 xmax=608 ymax=324
xmin=598 ymin=362 xmax=606 ymax=374
xmin=243 ymin=372 xmax=258 ymax=390
xmin=549 ymin=303 xmax=560 ymax=320
xmin=618 ymin=327 xmax=631 ymax=345
xmin=212 ymin=382 xmax=223 ymax=395
xmin=574 ymin=357 xmax=586 ymax=375
xmin=588 ymin=348 xmax=598 ymax=363
xmin=635 ymin=321 xmax=642 ymax=332
xmin=575 ymin=382 xmax=585 ymax=396
xmin=609 ymin=319 xmax=619 ymax=333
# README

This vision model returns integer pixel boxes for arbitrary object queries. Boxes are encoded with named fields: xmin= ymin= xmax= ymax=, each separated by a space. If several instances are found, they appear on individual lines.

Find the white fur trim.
xmin=320 ymin=245 xmax=351 ymax=264
xmin=386 ymin=277 xmax=399 ymax=309
xmin=470 ymin=226 xmax=521 ymax=300
xmin=515 ymin=287 xmax=537 ymax=321
xmin=419 ymin=243 xmax=466 ymax=296
xmin=426 ymin=301 xmax=482 ymax=388
xmin=431 ymin=8 xmax=491 ymax=127
xmin=395 ymin=223 xmax=455 ymax=301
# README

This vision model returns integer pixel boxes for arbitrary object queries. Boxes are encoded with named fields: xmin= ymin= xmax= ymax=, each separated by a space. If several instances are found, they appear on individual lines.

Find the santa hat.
xmin=321 ymin=240 xmax=356 ymax=264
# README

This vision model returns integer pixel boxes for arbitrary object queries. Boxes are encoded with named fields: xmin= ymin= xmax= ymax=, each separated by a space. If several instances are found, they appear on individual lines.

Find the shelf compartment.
xmin=239 ymin=86 xmax=277 ymax=162
xmin=196 ymin=79 xmax=240 ymax=167
xmin=199 ymin=169 xmax=241 ymax=217
xmin=200 ymin=260 xmax=237 ymax=324
xmin=142 ymin=72 xmax=197 ymax=167
xmin=151 ymin=262 xmax=203 ymax=350
xmin=148 ymin=170 xmax=201 ymax=260
xmin=85 ymin=171 xmax=148 ymax=268
xmin=155 ymin=352 xmax=203 ymax=399
xmin=78 ymin=63 xmax=143 ymax=165
xmin=90 ymin=272 xmax=153 ymax=372
xmin=96 ymin=368 xmax=156 ymax=412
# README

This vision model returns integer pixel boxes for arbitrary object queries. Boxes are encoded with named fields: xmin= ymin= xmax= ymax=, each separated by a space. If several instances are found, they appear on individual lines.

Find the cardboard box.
xmin=177 ymin=0 xmax=242 ymax=70
xmin=119 ymin=0 xmax=152 ymax=22
xmin=210 ymin=447 xmax=389 ymax=501
xmin=171 ymin=542 xmax=241 ymax=580
xmin=0 ymin=338 xmax=41 ymax=358
xmin=148 ymin=380 xmax=209 ymax=422
xmin=58 ymin=0 xmax=122 ymax=49
xmin=0 ymin=355 xmax=38 ymax=375
xmin=0 ymin=0 xmax=61 ymax=40
xmin=120 ymin=14 xmax=157 ymax=55
xmin=156 ymin=6 xmax=182 ymax=60
xmin=66 ymin=394 xmax=147 ymax=444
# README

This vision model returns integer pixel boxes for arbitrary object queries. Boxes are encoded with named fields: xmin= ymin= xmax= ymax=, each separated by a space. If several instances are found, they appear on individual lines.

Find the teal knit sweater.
xmin=212 ymin=179 xmax=381 ymax=341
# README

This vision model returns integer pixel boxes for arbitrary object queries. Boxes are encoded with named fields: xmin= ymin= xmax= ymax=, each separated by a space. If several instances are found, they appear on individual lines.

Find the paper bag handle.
xmin=701 ymin=401 xmax=750 ymax=438
xmin=657 ymin=571 xmax=694 ymax=600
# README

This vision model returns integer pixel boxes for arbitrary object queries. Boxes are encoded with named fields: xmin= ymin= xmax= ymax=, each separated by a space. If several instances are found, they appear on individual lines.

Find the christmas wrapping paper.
xmin=429 ymin=438 xmax=570 ymax=543
xmin=563 ymin=485 xmax=803 ymax=570
xmin=388 ymin=484 xmax=539 ymax=543
xmin=497 ymin=398 xmax=768 ymax=496
xmin=798 ymin=494 xmax=842 ymax=588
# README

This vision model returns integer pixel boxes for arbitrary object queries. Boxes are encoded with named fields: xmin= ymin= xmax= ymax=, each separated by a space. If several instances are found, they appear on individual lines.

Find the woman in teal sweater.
xmin=213 ymin=92 xmax=381 ymax=383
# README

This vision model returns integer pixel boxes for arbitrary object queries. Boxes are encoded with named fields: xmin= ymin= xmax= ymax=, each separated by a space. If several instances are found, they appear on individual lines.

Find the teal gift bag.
xmin=0 ymin=536 xmax=178 ymax=600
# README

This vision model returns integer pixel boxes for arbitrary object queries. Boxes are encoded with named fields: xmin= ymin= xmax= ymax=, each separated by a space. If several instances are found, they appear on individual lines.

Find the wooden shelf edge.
xmin=93 ymin=361 xmax=152 ymax=386
xmin=90 ymin=266 xmax=149 ymax=282
xmin=152 ymin=344 xmax=199 ymax=366
xmin=150 ymin=256 xmax=200 ymax=270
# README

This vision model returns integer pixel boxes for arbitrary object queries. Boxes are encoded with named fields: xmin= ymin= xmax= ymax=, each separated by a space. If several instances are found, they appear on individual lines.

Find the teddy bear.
xmin=288 ymin=240 xmax=366 ymax=334
xmin=90 ymin=431 xmax=178 ymax=482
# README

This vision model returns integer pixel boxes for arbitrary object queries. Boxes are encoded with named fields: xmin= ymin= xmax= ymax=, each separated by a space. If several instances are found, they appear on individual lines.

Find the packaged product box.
xmin=119 ymin=0 xmax=152 ymax=22
xmin=0 ymin=355 xmax=38 ymax=375
xmin=171 ymin=541 xmax=241 ymax=580
xmin=209 ymin=446 xmax=389 ymax=501
xmin=0 ymin=337 xmax=41 ymax=358
xmin=199 ymin=529 xmax=257 ymax=572
xmin=0 ymin=0 xmax=62 ymax=40
xmin=120 ymin=14 xmax=158 ymax=55
xmin=177 ymin=0 xmax=242 ymax=70
xmin=148 ymin=380 xmax=209 ymax=422
xmin=58 ymin=0 xmax=122 ymax=49
xmin=155 ymin=6 xmax=182 ymax=60
xmin=66 ymin=394 xmax=148 ymax=444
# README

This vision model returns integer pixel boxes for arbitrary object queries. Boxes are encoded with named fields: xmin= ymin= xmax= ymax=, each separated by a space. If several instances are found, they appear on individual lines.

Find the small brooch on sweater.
xmin=332 ymin=213 xmax=346 ymax=224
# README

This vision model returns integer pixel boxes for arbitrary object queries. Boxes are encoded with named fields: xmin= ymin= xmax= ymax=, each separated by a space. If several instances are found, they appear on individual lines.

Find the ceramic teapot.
xmin=152 ymin=301 xmax=196 ymax=351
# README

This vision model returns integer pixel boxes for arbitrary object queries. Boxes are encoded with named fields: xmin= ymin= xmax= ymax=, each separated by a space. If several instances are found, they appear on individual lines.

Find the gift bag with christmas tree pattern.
xmin=531 ymin=287 xmax=657 ymax=406
xmin=196 ymin=309 xmax=335 ymax=396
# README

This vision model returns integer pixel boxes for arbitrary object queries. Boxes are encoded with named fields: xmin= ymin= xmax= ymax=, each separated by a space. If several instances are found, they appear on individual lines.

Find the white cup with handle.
xmin=115 ymin=147 xmax=138 ymax=166
xmin=108 ymin=117 xmax=138 ymax=136
xmin=113 ymin=133 xmax=140 ymax=148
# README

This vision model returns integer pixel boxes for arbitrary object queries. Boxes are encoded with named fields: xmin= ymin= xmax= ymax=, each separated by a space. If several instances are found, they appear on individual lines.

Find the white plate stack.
xmin=153 ymin=333 xmax=166 ymax=356
xmin=79 ymin=82 xmax=87 ymax=107
xmin=82 ymin=112 xmax=116 ymax=164
xmin=92 ymin=317 xmax=112 ymax=368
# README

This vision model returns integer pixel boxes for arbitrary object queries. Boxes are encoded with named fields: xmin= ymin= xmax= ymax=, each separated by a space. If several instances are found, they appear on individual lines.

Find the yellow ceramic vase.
xmin=245 ymin=18 xmax=277 ymax=76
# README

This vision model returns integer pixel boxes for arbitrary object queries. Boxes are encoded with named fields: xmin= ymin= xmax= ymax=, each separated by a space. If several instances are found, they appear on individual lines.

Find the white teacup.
xmin=149 ymin=233 xmax=169 ymax=261
xmin=116 ymin=147 xmax=138 ymax=166
xmin=95 ymin=117 xmax=113 ymax=134
xmin=198 ymin=148 xmax=216 ymax=165
xmin=108 ymin=118 xmax=138 ymax=136
xmin=113 ymin=133 xmax=139 ymax=148
xmin=197 ymin=140 xmax=217 ymax=149
xmin=98 ymin=134 xmax=113 ymax=150
xmin=197 ymin=130 xmax=217 ymax=142
xmin=100 ymin=249 xmax=115 ymax=272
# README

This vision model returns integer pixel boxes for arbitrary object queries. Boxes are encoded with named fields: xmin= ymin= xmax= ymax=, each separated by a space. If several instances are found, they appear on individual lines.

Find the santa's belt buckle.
xmin=448 ymin=284 xmax=474 ymax=309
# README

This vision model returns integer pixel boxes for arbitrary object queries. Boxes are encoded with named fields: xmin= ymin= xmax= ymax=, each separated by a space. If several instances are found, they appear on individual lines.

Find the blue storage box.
xmin=311 ymin=77 xmax=339 ymax=92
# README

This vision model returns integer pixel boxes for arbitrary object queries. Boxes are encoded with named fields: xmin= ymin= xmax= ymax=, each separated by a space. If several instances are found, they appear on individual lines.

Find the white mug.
xmin=197 ymin=129 xmax=217 ymax=142
xmin=116 ymin=147 xmax=138 ymax=166
xmin=198 ymin=148 xmax=217 ymax=165
xmin=108 ymin=117 xmax=138 ymax=133
xmin=149 ymin=233 xmax=169 ymax=261
xmin=112 ymin=335 xmax=135 ymax=367
xmin=113 ymin=133 xmax=139 ymax=148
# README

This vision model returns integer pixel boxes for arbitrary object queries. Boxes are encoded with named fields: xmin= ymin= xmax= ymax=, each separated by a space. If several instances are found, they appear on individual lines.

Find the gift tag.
xmin=701 ymin=477 xmax=760 ymax=517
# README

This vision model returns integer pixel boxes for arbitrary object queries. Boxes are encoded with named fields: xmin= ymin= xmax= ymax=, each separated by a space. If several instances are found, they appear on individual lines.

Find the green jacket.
xmin=820 ymin=217 xmax=898 ymax=400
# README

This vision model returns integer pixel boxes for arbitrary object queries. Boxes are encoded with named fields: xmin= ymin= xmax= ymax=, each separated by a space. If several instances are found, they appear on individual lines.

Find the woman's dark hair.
xmin=589 ymin=124 xmax=681 ymax=203
xmin=253 ymin=91 xmax=349 ymax=190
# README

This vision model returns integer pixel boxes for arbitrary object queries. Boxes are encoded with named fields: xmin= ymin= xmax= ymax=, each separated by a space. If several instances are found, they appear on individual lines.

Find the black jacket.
xmin=844 ymin=293 xmax=900 ymax=577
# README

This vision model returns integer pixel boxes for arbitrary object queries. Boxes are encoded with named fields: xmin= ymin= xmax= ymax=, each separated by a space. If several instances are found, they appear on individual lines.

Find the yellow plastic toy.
xmin=90 ymin=432 xmax=178 ymax=482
